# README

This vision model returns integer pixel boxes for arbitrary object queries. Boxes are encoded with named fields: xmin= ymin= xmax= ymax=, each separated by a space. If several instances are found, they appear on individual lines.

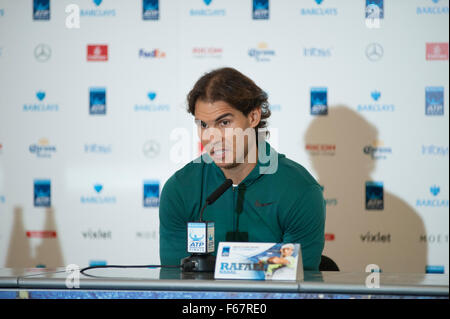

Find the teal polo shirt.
xmin=159 ymin=141 xmax=326 ymax=271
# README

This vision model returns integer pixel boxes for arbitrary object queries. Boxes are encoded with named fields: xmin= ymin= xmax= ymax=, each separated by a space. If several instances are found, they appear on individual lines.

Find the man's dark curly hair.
xmin=187 ymin=67 xmax=271 ymax=136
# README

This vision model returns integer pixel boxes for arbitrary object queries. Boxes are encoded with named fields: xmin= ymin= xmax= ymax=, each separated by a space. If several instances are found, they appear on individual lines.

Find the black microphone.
xmin=200 ymin=179 xmax=233 ymax=222
xmin=182 ymin=179 xmax=233 ymax=272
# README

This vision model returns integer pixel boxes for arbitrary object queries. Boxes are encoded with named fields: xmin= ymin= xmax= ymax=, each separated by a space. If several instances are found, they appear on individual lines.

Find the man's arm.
xmin=159 ymin=175 xmax=189 ymax=266
xmin=280 ymin=184 xmax=326 ymax=271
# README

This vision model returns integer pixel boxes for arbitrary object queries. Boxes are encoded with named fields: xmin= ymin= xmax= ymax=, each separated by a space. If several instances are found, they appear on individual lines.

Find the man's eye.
xmin=220 ymin=120 xmax=230 ymax=126
xmin=200 ymin=122 xmax=208 ymax=129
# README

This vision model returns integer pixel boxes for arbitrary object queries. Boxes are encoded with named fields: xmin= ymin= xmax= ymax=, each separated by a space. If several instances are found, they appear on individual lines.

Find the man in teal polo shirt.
xmin=159 ymin=67 xmax=326 ymax=271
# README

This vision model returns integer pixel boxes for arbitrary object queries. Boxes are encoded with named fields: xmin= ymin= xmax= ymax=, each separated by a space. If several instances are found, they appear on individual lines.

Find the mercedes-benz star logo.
xmin=365 ymin=43 xmax=383 ymax=62
xmin=34 ymin=44 xmax=51 ymax=62
xmin=143 ymin=140 xmax=160 ymax=158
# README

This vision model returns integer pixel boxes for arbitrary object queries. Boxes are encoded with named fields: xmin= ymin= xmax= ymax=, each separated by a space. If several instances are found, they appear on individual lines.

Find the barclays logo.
xmin=417 ymin=0 xmax=449 ymax=15
xmin=33 ymin=0 xmax=50 ymax=20
xmin=80 ymin=0 xmax=116 ymax=17
xmin=80 ymin=184 xmax=117 ymax=204
xmin=143 ymin=0 xmax=159 ymax=20
xmin=190 ymin=0 xmax=226 ymax=17
xmin=134 ymin=92 xmax=170 ymax=112
xmin=416 ymin=185 xmax=449 ymax=208
xmin=357 ymin=90 xmax=395 ymax=112
xmin=143 ymin=180 xmax=160 ymax=207
xmin=300 ymin=0 xmax=338 ymax=16
xmin=23 ymin=91 xmax=59 ymax=112
xmin=253 ymin=0 xmax=269 ymax=20
xmin=0 ymin=8 xmax=4 ymax=17
xmin=0 ymin=195 xmax=5 ymax=204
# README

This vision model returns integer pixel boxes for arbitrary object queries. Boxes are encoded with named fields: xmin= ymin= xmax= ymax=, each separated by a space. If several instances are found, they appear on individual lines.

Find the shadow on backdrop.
xmin=304 ymin=105 xmax=427 ymax=274
xmin=5 ymin=206 xmax=64 ymax=274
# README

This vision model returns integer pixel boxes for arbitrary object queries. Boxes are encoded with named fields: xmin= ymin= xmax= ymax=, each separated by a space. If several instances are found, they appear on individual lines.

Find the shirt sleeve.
xmin=281 ymin=184 xmax=326 ymax=271
xmin=159 ymin=175 xmax=189 ymax=266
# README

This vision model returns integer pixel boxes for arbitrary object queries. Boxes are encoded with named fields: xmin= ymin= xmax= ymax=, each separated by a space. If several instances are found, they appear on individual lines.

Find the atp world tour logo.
xmin=33 ymin=0 xmax=50 ymax=20
xmin=365 ymin=0 xmax=383 ymax=28
xmin=34 ymin=179 xmax=51 ymax=207
xmin=143 ymin=0 xmax=159 ymax=20
xmin=253 ymin=0 xmax=269 ymax=20
xmin=143 ymin=180 xmax=160 ymax=207
xmin=366 ymin=181 xmax=384 ymax=210
xmin=426 ymin=87 xmax=444 ymax=116
xmin=89 ymin=87 xmax=106 ymax=115
xmin=310 ymin=87 xmax=328 ymax=115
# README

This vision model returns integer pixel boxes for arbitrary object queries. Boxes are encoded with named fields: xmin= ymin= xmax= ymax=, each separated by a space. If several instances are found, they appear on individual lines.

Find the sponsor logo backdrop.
xmin=0 ymin=0 xmax=448 ymax=273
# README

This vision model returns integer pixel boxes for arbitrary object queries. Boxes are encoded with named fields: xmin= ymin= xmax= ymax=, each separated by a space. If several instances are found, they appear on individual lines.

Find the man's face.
xmin=194 ymin=100 xmax=260 ymax=169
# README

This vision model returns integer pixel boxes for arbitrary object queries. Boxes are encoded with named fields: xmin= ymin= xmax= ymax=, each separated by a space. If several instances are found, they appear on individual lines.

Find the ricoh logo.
xmin=305 ymin=143 xmax=336 ymax=156
xmin=29 ymin=138 xmax=57 ymax=158
xmin=134 ymin=91 xmax=170 ymax=112
xmin=23 ymin=91 xmax=59 ymax=112
xmin=357 ymin=90 xmax=395 ymax=112
xmin=248 ymin=42 xmax=276 ymax=62
xmin=80 ymin=184 xmax=117 ymax=204
xmin=190 ymin=0 xmax=226 ymax=17
xmin=192 ymin=47 xmax=223 ymax=59
xmin=416 ymin=185 xmax=449 ymax=208
xmin=143 ymin=0 xmax=159 ymax=20
xmin=363 ymin=141 xmax=392 ymax=160
xmin=417 ymin=0 xmax=449 ymax=15
xmin=300 ymin=0 xmax=338 ymax=16
xmin=143 ymin=180 xmax=160 ymax=207
xmin=82 ymin=229 xmax=112 ymax=240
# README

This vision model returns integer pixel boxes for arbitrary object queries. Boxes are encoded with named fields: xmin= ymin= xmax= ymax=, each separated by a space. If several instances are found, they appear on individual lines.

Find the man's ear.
xmin=248 ymin=107 xmax=262 ymax=128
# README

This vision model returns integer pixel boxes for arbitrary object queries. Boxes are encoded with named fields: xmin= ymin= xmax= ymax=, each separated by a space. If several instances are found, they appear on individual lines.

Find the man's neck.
xmin=220 ymin=145 xmax=258 ymax=185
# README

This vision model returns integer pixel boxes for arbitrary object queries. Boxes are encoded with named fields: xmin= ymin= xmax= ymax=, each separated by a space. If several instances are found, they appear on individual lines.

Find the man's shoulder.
xmin=274 ymin=153 xmax=321 ymax=190
xmin=164 ymin=156 xmax=206 ymax=190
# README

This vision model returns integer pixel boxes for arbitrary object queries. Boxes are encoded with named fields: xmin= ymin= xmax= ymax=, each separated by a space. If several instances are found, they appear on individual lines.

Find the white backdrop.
xmin=0 ymin=0 xmax=448 ymax=274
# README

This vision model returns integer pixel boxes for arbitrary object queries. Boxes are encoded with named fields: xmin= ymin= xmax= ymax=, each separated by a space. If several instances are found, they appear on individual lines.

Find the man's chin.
xmin=214 ymin=161 xmax=240 ymax=170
